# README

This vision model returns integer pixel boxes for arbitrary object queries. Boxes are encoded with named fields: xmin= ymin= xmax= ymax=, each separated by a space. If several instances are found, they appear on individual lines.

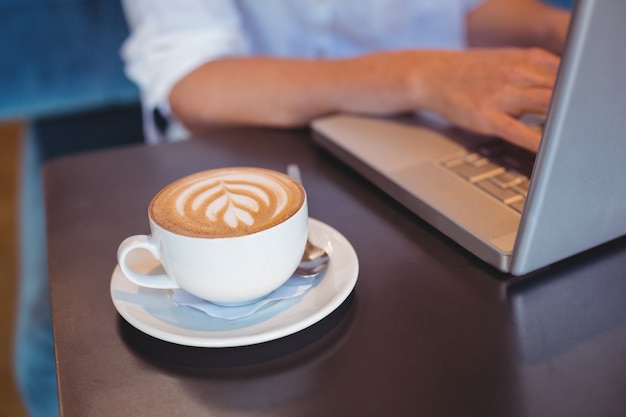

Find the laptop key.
xmin=476 ymin=179 xmax=524 ymax=204
xmin=513 ymin=179 xmax=530 ymax=196
xmin=508 ymin=198 xmax=526 ymax=213
xmin=449 ymin=161 xmax=505 ymax=183
xmin=490 ymin=171 xmax=525 ymax=188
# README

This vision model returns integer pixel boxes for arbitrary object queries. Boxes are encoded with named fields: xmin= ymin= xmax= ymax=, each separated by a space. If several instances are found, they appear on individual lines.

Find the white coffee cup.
xmin=117 ymin=167 xmax=308 ymax=305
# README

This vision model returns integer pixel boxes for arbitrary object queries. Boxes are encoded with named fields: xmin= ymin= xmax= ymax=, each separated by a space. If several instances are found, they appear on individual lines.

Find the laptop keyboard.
xmin=441 ymin=141 xmax=535 ymax=213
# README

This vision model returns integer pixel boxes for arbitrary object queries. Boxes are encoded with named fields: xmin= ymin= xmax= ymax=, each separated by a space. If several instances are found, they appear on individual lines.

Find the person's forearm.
xmin=467 ymin=0 xmax=571 ymax=53
xmin=168 ymin=54 xmax=428 ymax=133
xmin=169 ymin=48 xmax=560 ymax=152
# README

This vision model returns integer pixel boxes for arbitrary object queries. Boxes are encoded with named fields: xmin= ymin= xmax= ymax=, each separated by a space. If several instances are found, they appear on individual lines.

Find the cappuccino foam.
xmin=149 ymin=167 xmax=305 ymax=238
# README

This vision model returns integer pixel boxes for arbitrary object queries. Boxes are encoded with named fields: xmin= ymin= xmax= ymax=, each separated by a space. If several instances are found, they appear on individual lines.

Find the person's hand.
xmin=169 ymin=47 xmax=560 ymax=153
xmin=415 ymin=48 xmax=560 ymax=152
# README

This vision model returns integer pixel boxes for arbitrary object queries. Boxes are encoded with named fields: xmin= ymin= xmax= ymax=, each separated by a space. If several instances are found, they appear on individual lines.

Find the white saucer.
xmin=110 ymin=218 xmax=359 ymax=347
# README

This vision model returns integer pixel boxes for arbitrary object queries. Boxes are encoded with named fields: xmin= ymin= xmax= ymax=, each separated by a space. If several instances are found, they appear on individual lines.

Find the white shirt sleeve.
xmin=121 ymin=0 xmax=249 ymax=113
xmin=120 ymin=0 xmax=486 ymax=142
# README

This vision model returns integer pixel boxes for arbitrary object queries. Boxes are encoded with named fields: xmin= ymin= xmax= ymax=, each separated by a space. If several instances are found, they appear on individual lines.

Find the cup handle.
xmin=117 ymin=235 xmax=178 ymax=289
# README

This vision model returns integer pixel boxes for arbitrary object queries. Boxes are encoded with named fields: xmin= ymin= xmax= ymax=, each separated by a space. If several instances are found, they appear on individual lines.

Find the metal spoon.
xmin=287 ymin=164 xmax=330 ymax=278
xmin=295 ymin=239 xmax=330 ymax=277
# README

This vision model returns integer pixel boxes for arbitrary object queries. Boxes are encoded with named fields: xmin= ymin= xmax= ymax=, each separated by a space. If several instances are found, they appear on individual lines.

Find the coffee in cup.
xmin=117 ymin=167 xmax=308 ymax=305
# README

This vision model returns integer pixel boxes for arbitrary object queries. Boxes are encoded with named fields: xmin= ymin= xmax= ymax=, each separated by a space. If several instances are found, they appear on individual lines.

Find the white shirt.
xmin=121 ymin=0 xmax=484 ymax=142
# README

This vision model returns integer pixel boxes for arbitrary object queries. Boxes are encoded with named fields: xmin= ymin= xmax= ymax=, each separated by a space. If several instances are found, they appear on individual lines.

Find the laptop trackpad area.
xmin=312 ymin=115 xmax=468 ymax=171
xmin=391 ymin=162 xmax=520 ymax=254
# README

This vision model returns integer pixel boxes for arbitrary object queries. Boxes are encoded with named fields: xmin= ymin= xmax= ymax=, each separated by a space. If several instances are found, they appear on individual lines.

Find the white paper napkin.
xmin=171 ymin=276 xmax=317 ymax=320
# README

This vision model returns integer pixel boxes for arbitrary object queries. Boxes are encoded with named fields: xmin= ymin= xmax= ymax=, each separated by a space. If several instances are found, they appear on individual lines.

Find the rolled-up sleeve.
xmin=120 ymin=0 xmax=249 ymax=111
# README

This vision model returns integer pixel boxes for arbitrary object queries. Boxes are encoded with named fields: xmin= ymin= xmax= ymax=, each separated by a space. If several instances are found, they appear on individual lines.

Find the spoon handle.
xmin=287 ymin=163 xmax=303 ymax=184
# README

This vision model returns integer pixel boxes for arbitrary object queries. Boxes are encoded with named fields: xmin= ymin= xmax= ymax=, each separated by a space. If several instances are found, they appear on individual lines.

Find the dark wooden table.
xmin=45 ymin=127 xmax=626 ymax=417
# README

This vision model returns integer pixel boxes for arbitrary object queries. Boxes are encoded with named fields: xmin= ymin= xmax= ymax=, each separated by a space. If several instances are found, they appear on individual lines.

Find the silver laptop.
xmin=311 ymin=0 xmax=626 ymax=276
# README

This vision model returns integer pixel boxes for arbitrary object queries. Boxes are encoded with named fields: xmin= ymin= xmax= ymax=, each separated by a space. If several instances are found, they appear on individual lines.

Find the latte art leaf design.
xmin=205 ymin=191 xmax=261 ymax=227
xmin=150 ymin=168 xmax=304 ymax=238
xmin=176 ymin=173 xmax=289 ymax=229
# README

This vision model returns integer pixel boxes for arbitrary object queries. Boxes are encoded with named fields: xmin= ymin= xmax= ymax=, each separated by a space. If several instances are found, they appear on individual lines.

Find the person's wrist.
xmin=408 ymin=50 xmax=457 ymax=115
